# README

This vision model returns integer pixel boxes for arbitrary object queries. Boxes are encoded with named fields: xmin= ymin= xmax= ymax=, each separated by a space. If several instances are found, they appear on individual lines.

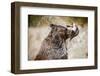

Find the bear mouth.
xmin=66 ymin=24 xmax=79 ymax=40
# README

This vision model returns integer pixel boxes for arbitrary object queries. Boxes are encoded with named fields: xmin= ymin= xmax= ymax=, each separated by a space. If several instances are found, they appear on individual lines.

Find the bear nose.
xmin=74 ymin=26 xmax=79 ymax=36
xmin=72 ymin=23 xmax=79 ymax=35
xmin=70 ymin=25 xmax=79 ymax=40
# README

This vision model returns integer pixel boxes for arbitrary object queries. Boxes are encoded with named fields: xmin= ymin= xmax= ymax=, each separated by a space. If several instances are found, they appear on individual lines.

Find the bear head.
xmin=50 ymin=23 xmax=79 ymax=41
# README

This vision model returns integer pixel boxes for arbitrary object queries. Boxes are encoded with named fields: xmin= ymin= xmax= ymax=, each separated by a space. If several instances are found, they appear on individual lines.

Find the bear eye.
xmin=65 ymin=29 xmax=67 ymax=31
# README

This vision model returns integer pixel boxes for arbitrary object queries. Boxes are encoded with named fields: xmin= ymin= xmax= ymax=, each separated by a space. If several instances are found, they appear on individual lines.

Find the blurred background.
xmin=28 ymin=15 xmax=88 ymax=60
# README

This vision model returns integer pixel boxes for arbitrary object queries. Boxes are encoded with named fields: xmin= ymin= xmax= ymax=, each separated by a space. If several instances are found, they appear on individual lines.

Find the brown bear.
xmin=35 ymin=23 xmax=79 ymax=60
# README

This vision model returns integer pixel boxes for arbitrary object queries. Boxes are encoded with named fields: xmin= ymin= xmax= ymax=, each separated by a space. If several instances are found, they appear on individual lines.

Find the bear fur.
xmin=35 ymin=24 xmax=79 ymax=60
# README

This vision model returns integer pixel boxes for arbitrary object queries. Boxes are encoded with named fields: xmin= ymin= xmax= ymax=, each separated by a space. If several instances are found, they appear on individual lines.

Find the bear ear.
xmin=50 ymin=24 xmax=56 ymax=29
xmin=50 ymin=24 xmax=55 ymax=27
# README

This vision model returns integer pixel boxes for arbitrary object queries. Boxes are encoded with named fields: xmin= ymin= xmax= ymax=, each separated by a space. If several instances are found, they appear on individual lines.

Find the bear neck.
xmin=46 ymin=34 xmax=66 ymax=49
